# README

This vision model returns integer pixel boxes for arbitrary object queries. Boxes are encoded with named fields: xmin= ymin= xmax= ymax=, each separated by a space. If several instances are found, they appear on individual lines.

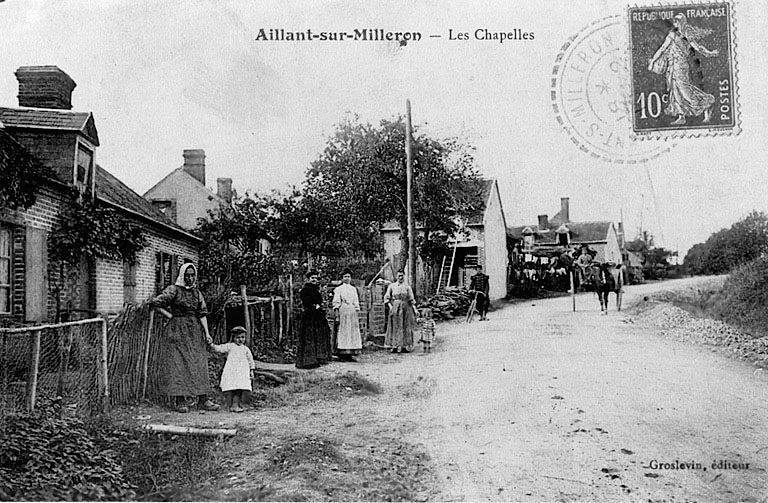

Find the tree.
xmin=194 ymin=196 xmax=277 ymax=293
xmin=304 ymin=115 xmax=484 ymax=269
xmin=684 ymin=211 xmax=768 ymax=275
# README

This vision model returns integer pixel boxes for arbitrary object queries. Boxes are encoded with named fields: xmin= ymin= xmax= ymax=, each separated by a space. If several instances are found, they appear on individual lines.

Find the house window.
xmin=76 ymin=143 xmax=94 ymax=192
xmin=0 ymin=226 xmax=11 ymax=314
xmin=151 ymin=200 xmax=177 ymax=222
xmin=123 ymin=260 xmax=137 ymax=304
xmin=558 ymin=232 xmax=569 ymax=246
xmin=155 ymin=252 xmax=177 ymax=294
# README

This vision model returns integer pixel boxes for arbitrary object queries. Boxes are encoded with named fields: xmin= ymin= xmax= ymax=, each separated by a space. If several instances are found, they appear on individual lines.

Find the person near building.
xmin=210 ymin=326 xmax=255 ymax=413
xmin=151 ymin=263 xmax=220 ymax=413
xmin=384 ymin=270 xmax=417 ymax=353
xmin=296 ymin=271 xmax=333 ymax=369
xmin=469 ymin=265 xmax=491 ymax=321
xmin=332 ymin=269 xmax=363 ymax=362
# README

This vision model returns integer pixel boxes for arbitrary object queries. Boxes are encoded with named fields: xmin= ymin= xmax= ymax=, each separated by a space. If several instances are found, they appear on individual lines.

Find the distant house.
xmin=143 ymin=150 xmax=271 ymax=254
xmin=381 ymin=178 xmax=509 ymax=301
xmin=0 ymin=66 xmax=200 ymax=323
xmin=507 ymin=197 xmax=622 ymax=264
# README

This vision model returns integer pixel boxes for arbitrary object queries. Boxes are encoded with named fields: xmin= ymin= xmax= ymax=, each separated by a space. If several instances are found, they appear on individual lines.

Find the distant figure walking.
xmin=296 ymin=271 xmax=332 ymax=369
xmin=210 ymin=326 xmax=255 ymax=413
xmin=151 ymin=263 xmax=219 ymax=413
xmin=384 ymin=270 xmax=417 ymax=353
xmin=333 ymin=269 xmax=362 ymax=362
xmin=469 ymin=265 xmax=491 ymax=321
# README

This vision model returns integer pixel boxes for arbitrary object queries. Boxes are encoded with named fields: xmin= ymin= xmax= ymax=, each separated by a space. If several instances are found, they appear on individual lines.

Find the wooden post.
xmin=277 ymin=299 xmax=284 ymax=345
xmin=1 ymin=333 xmax=7 ymax=407
xmin=26 ymin=329 xmax=42 ymax=412
xmin=286 ymin=274 xmax=293 ymax=342
xmin=406 ymin=99 xmax=417 ymax=300
xmin=141 ymin=309 xmax=154 ymax=401
xmin=570 ymin=270 xmax=576 ymax=312
xmin=270 ymin=297 xmax=276 ymax=344
xmin=241 ymin=285 xmax=252 ymax=347
xmin=100 ymin=318 xmax=109 ymax=412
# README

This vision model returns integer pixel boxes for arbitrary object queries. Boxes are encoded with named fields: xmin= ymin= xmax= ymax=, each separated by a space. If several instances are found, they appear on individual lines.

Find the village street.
xmin=151 ymin=278 xmax=768 ymax=502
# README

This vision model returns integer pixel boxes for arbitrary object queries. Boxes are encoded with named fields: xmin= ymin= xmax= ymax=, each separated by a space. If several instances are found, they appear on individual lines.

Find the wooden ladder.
xmin=436 ymin=245 xmax=458 ymax=294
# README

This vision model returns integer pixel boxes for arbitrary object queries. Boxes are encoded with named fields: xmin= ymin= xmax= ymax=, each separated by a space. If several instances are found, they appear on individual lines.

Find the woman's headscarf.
xmin=175 ymin=263 xmax=197 ymax=289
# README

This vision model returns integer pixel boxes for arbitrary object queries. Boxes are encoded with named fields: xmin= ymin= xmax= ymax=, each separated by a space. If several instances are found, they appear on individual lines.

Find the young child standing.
xmin=416 ymin=308 xmax=436 ymax=354
xmin=210 ymin=326 xmax=255 ymax=412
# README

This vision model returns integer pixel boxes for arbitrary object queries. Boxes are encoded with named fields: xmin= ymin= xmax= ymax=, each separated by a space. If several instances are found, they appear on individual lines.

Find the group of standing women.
xmin=296 ymin=268 xmax=418 ymax=364
xmin=150 ymin=263 xmax=418 ymax=411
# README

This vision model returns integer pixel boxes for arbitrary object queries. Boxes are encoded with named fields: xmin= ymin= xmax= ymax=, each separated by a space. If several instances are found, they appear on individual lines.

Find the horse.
xmin=582 ymin=263 xmax=616 ymax=314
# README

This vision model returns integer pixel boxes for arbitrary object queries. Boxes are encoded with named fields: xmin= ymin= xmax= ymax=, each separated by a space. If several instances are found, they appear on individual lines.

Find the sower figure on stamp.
xmin=648 ymin=13 xmax=719 ymax=125
xmin=469 ymin=265 xmax=490 ymax=321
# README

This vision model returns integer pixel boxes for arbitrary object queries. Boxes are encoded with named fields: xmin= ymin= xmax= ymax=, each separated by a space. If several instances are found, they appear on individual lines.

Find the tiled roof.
xmin=95 ymin=165 xmax=198 ymax=242
xmin=0 ymin=107 xmax=99 ymax=145
xmin=508 ymin=221 xmax=612 ymax=244
xmin=467 ymin=179 xmax=496 ymax=226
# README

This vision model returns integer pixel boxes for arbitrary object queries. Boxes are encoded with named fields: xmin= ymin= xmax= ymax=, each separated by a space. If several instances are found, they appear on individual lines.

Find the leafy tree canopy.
xmin=684 ymin=211 xmax=768 ymax=275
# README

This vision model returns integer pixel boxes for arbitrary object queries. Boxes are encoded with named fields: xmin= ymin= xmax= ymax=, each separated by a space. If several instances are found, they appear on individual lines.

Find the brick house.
xmin=507 ymin=197 xmax=622 ymax=264
xmin=381 ymin=178 xmax=509 ymax=301
xmin=143 ymin=150 xmax=272 ymax=253
xmin=0 ymin=66 xmax=200 ymax=323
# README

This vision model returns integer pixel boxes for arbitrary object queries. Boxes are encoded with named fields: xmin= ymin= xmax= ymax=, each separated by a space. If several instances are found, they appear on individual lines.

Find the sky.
xmin=1 ymin=0 xmax=767 ymax=258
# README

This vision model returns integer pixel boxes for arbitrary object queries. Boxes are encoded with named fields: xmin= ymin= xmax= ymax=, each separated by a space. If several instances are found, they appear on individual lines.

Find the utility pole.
xmin=406 ymin=99 xmax=417 ymax=299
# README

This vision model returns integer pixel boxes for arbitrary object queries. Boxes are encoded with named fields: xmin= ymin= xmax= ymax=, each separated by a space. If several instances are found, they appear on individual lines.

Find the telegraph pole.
xmin=406 ymin=99 xmax=417 ymax=298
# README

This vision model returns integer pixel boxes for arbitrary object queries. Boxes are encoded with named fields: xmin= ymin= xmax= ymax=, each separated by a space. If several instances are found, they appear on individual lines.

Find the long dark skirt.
xmin=296 ymin=312 xmax=332 ymax=368
xmin=159 ymin=315 xmax=211 ymax=396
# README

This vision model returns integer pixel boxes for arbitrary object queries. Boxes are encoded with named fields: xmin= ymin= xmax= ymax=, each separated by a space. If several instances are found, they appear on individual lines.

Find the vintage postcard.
xmin=0 ymin=1 xmax=766 ymax=502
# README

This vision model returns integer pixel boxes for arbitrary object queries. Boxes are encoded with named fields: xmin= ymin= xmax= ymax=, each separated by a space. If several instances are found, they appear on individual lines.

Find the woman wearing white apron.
xmin=332 ymin=269 xmax=362 ymax=362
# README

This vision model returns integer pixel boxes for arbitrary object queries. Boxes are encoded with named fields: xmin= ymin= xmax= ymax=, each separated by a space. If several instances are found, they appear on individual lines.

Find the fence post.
xmin=100 ymin=318 xmax=109 ymax=412
xmin=1 ymin=333 xmax=6 ymax=407
xmin=241 ymin=285 xmax=252 ymax=346
xmin=26 ymin=328 xmax=42 ymax=412
xmin=142 ymin=308 xmax=154 ymax=401
xmin=270 ymin=297 xmax=276 ymax=345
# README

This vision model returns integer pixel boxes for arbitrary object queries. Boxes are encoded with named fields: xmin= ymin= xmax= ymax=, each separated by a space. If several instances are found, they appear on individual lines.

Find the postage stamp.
xmin=628 ymin=2 xmax=739 ymax=137
xmin=552 ymin=16 xmax=674 ymax=164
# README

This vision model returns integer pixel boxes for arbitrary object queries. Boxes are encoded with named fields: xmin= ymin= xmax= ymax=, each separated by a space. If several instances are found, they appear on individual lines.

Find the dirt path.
xmin=126 ymin=278 xmax=768 ymax=501
xmin=413 ymin=279 xmax=768 ymax=502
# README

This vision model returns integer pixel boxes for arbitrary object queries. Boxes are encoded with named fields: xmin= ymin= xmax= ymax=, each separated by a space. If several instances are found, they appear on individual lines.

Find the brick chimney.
xmin=15 ymin=66 xmax=76 ymax=110
xmin=560 ymin=197 xmax=570 ymax=222
xmin=537 ymin=214 xmax=549 ymax=231
xmin=217 ymin=177 xmax=233 ymax=203
xmin=182 ymin=149 xmax=205 ymax=185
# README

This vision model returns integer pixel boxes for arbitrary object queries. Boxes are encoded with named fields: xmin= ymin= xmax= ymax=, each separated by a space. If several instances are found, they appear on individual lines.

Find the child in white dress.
xmin=210 ymin=326 xmax=255 ymax=412
xmin=417 ymin=308 xmax=436 ymax=354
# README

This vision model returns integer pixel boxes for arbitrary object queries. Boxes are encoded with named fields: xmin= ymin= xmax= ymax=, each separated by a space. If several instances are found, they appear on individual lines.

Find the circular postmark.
xmin=552 ymin=16 xmax=673 ymax=163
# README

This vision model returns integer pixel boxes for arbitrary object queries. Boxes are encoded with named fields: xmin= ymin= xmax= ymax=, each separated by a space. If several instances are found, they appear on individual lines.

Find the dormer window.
xmin=75 ymin=141 xmax=94 ymax=192
xmin=556 ymin=224 xmax=570 ymax=246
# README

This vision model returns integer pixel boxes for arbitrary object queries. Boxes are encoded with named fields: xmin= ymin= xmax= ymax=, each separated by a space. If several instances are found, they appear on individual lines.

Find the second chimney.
xmin=16 ymin=66 xmax=77 ymax=110
xmin=183 ymin=149 xmax=205 ymax=186
xmin=538 ymin=214 xmax=549 ymax=231
xmin=560 ymin=197 xmax=570 ymax=223
xmin=217 ymin=177 xmax=233 ymax=204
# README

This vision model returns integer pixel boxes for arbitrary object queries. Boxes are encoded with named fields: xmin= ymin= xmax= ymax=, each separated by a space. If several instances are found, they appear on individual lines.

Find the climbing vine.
xmin=0 ymin=131 xmax=55 ymax=210
xmin=50 ymin=189 xmax=147 ymax=265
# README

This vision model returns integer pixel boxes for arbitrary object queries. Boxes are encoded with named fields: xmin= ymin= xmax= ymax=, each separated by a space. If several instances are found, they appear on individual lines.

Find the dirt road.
xmin=412 ymin=279 xmax=768 ymax=502
xmin=140 ymin=278 xmax=768 ymax=501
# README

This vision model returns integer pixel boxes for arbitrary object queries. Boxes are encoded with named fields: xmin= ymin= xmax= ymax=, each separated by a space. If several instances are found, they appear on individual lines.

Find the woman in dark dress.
xmin=296 ymin=271 xmax=332 ymax=369
xmin=151 ymin=263 xmax=220 ymax=413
